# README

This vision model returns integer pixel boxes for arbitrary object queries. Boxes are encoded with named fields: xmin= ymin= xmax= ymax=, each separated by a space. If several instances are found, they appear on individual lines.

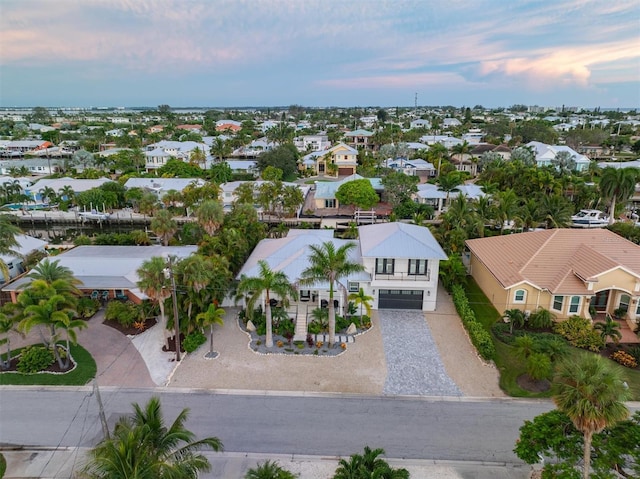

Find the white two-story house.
xmin=358 ymin=222 xmax=447 ymax=311
xmin=236 ymin=222 xmax=447 ymax=313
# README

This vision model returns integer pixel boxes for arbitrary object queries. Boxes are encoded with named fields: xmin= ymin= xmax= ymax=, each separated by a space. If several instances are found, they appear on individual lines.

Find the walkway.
xmin=379 ymin=310 xmax=462 ymax=396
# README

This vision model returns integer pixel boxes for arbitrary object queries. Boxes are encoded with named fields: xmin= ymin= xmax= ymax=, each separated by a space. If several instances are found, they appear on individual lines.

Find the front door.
xmin=592 ymin=290 xmax=609 ymax=312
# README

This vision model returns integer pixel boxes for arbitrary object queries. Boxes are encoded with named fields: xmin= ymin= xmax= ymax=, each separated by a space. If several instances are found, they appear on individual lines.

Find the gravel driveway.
xmin=378 ymin=310 xmax=462 ymax=396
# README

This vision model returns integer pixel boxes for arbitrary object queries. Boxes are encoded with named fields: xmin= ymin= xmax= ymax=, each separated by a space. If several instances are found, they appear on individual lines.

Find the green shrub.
xmin=17 ymin=346 xmax=54 ymax=373
xmin=629 ymin=346 xmax=640 ymax=364
xmin=451 ymin=284 xmax=496 ymax=360
xmin=76 ymin=297 xmax=100 ymax=318
xmin=553 ymin=316 xmax=605 ymax=352
xmin=105 ymin=301 xmax=142 ymax=327
xmin=335 ymin=315 xmax=351 ymax=332
xmin=182 ymin=331 xmax=206 ymax=353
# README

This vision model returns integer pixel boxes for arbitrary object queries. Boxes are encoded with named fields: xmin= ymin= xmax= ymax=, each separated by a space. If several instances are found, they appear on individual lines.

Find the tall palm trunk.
xmin=328 ymin=280 xmax=336 ymax=347
xmin=583 ymin=430 xmax=593 ymax=479
xmin=265 ymin=292 xmax=273 ymax=348
xmin=159 ymin=301 xmax=168 ymax=348
xmin=608 ymin=197 xmax=616 ymax=225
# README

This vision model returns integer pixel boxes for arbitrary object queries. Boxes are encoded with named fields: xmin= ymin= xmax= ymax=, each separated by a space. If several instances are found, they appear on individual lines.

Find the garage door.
xmin=378 ymin=289 xmax=424 ymax=310
xmin=338 ymin=167 xmax=354 ymax=176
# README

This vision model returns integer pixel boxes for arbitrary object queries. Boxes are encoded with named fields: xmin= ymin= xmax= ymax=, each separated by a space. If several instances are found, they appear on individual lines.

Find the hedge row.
xmin=451 ymin=284 xmax=496 ymax=361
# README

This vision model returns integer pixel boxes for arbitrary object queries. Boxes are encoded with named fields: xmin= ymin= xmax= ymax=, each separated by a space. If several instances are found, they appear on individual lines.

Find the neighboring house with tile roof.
xmin=303 ymin=142 xmax=358 ymax=177
xmin=236 ymin=222 xmax=446 ymax=312
xmin=1 ymin=245 xmax=197 ymax=304
xmin=466 ymin=229 xmax=640 ymax=326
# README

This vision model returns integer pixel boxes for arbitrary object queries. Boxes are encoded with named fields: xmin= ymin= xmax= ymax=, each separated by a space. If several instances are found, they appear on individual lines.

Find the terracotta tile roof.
xmin=466 ymin=229 xmax=640 ymax=293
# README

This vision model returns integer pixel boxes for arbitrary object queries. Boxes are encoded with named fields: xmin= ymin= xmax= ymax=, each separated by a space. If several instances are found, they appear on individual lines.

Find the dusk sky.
xmin=1 ymin=0 xmax=639 ymax=109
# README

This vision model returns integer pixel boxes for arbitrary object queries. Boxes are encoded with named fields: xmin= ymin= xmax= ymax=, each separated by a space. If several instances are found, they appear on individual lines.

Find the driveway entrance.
xmin=378 ymin=310 xmax=461 ymax=396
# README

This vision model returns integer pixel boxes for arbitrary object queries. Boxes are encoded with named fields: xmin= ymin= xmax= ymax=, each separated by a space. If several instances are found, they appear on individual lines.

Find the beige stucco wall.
xmin=471 ymin=256 xmax=640 ymax=320
xmin=469 ymin=255 xmax=509 ymax=312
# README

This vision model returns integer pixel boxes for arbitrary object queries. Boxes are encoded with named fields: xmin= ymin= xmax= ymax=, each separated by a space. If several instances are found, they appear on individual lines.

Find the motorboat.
xmin=78 ymin=209 xmax=110 ymax=221
xmin=571 ymin=209 xmax=610 ymax=228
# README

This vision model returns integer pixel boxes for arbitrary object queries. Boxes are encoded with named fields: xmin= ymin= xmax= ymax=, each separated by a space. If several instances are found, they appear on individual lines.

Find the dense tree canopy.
xmin=335 ymin=179 xmax=379 ymax=209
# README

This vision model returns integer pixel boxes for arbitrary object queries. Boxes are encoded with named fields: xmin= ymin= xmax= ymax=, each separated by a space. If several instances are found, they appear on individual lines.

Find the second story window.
xmin=408 ymin=259 xmax=427 ymax=275
xmin=375 ymin=258 xmax=395 ymax=275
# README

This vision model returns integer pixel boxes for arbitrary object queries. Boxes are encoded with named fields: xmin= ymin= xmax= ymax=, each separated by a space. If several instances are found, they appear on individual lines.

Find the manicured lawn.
xmin=464 ymin=280 xmax=500 ymax=330
xmin=0 ymin=343 xmax=96 ymax=386
xmin=463 ymin=279 xmax=640 ymax=400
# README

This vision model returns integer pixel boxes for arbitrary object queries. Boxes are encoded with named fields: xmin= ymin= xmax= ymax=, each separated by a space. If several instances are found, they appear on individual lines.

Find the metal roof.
xmin=358 ymin=223 xmax=447 ymax=260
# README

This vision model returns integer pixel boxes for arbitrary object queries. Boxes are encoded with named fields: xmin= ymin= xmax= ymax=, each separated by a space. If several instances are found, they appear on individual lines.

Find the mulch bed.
xmin=1 ymin=354 xmax=76 ymax=374
xmin=102 ymin=317 xmax=157 ymax=336
xmin=516 ymin=374 xmax=551 ymax=393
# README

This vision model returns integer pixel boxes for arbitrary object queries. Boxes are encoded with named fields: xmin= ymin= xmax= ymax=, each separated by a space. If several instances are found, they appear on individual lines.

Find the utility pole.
xmin=164 ymin=255 xmax=181 ymax=361
xmin=93 ymin=379 xmax=110 ymax=440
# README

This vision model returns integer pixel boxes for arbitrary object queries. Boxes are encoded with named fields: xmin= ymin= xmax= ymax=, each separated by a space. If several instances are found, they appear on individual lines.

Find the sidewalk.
xmin=2 ymin=449 xmax=532 ymax=479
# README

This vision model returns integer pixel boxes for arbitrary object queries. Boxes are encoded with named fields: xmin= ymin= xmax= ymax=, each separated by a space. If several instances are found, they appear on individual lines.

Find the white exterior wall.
xmin=362 ymin=256 xmax=441 ymax=311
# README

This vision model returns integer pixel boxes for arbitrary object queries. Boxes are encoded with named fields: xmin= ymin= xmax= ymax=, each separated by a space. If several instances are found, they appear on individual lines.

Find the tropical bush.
xmin=76 ymin=297 xmax=100 ymax=319
xmin=17 ymin=345 xmax=54 ymax=373
xmin=528 ymin=307 xmax=555 ymax=329
xmin=245 ymin=460 xmax=299 ymax=479
xmin=183 ymin=331 xmax=206 ymax=353
xmin=104 ymin=301 xmax=143 ymax=328
xmin=611 ymin=350 xmax=638 ymax=369
xmin=451 ymin=284 xmax=496 ymax=360
xmin=553 ymin=315 xmax=605 ymax=352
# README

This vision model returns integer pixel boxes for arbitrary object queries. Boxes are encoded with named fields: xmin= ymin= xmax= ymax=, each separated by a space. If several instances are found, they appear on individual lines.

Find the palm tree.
xmin=333 ymin=446 xmax=409 ymax=479
xmin=299 ymin=241 xmax=365 ymax=347
xmin=137 ymin=257 xmax=171 ymax=348
xmin=195 ymin=199 xmax=224 ymax=236
xmin=0 ymin=214 xmax=21 ymax=282
xmin=210 ymin=137 xmax=232 ymax=163
xmin=553 ymin=355 xmax=630 ymax=479
xmin=39 ymin=186 xmax=57 ymax=205
xmin=594 ymin=315 xmax=622 ymax=345
xmin=151 ymin=209 xmax=178 ymax=246
xmin=244 ymin=460 xmax=298 ymax=479
xmin=504 ymin=308 xmax=525 ymax=334
xmin=348 ymin=288 xmax=373 ymax=327
xmin=494 ymin=189 xmax=519 ymax=233
xmin=437 ymin=171 xmax=463 ymax=205
xmin=0 ymin=304 xmax=22 ymax=369
xmin=82 ymin=396 xmax=223 ymax=479
xmin=236 ymin=260 xmax=298 ymax=348
xmin=599 ymin=167 xmax=637 ymax=225
xmin=52 ymin=312 xmax=87 ymax=368
xmin=27 ymin=258 xmax=79 ymax=285
xmin=196 ymin=303 xmax=225 ymax=359
xmin=58 ymin=185 xmax=75 ymax=203
xmin=19 ymin=294 xmax=79 ymax=368
xmin=539 ymin=194 xmax=573 ymax=229
xmin=177 ymin=254 xmax=212 ymax=321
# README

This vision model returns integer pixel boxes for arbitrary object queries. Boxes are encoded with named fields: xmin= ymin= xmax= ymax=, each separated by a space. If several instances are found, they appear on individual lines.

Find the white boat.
xmin=571 ymin=209 xmax=610 ymax=228
xmin=78 ymin=210 xmax=110 ymax=221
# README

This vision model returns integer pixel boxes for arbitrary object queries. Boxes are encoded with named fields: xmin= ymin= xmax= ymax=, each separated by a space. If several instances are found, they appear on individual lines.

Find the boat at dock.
xmin=571 ymin=209 xmax=610 ymax=228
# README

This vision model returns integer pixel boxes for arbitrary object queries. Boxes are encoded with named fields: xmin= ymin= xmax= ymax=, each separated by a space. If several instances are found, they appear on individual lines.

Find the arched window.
xmin=514 ymin=289 xmax=526 ymax=303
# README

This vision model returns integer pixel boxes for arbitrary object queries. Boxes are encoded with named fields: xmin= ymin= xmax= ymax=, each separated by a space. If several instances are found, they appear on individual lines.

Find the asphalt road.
xmin=0 ymin=388 xmax=556 ymax=464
